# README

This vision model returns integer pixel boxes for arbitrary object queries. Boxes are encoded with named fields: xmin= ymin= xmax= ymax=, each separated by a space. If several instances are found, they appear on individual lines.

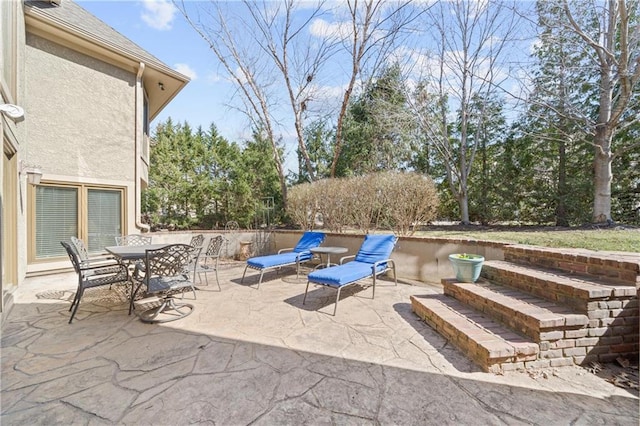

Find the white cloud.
xmin=175 ymin=63 xmax=197 ymax=80
xmin=309 ymin=18 xmax=344 ymax=40
xmin=141 ymin=0 xmax=176 ymax=31
xmin=205 ymin=72 xmax=223 ymax=84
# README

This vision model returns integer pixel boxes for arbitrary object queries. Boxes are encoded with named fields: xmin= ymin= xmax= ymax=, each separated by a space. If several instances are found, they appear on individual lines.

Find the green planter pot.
xmin=448 ymin=253 xmax=484 ymax=283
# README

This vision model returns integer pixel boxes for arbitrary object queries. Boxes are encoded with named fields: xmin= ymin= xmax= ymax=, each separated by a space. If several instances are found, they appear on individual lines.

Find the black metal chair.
xmin=131 ymin=244 xmax=201 ymax=323
xmin=193 ymin=235 xmax=225 ymax=291
xmin=70 ymin=236 xmax=118 ymax=268
xmin=61 ymin=241 xmax=129 ymax=324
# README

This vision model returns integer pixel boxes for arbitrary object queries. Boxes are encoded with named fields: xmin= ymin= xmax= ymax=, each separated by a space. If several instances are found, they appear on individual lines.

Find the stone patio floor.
xmin=1 ymin=261 xmax=638 ymax=425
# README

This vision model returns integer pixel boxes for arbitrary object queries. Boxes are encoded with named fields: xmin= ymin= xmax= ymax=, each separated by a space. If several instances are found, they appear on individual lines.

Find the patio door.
xmin=30 ymin=184 xmax=124 ymax=260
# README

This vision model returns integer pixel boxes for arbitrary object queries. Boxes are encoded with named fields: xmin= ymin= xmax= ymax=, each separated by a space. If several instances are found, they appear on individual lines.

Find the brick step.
xmin=442 ymin=279 xmax=588 ymax=342
xmin=481 ymin=260 xmax=637 ymax=311
xmin=503 ymin=245 xmax=640 ymax=286
xmin=410 ymin=294 xmax=539 ymax=373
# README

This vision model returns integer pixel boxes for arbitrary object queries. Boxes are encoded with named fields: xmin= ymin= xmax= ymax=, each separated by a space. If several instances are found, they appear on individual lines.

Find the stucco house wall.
xmin=24 ymin=33 xmax=139 ymax=274
xmin=25 ymin=33 xmax=137 ymax=182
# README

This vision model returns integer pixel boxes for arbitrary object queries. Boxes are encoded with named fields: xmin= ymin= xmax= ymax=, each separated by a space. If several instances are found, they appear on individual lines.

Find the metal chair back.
xmin=116 ymin=234 xmax=152 ymax=246
xmin=189 ymin=234 xmax=205 ymax=248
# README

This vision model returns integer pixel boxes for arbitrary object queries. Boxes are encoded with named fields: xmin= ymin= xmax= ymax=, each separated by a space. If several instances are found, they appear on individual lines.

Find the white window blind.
xmin=35 ymin=186 xmax=78 ymax=258
xmin=87 ymin=189 xmax=122 ymax=252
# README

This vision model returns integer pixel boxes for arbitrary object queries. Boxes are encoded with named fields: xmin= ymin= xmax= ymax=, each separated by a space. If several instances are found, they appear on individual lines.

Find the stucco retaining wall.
xmin=154 ymin=230 xmax=508 ymax=285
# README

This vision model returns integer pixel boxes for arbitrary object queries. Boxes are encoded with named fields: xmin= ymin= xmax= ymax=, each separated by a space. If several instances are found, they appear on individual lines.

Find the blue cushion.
xmin=293 ymin=231 xmax=325 ymax=253
xmin=354 ymin=234 xmax=397 ymax=265
xmin=307 ymin=261 xmax=387 ymax=287
xmin=247 ymin=251 xmax=312 ymax=269
xmin=246 ymin=231 xmax=324 ymax=270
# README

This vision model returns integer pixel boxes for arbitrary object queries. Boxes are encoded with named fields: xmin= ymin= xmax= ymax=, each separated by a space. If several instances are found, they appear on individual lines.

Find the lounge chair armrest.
xmin=294 ymin=250 xmax=312 ymax=260
xmin=372 ymin=258 xmax=395 ymax=270
xmin=339 ymin=255 xmax=356 ymax=265
xmin=278 ymin=247 xmax=294 ymax=254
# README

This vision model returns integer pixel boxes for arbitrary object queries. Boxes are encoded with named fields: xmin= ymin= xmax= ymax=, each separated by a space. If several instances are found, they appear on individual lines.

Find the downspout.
xmin=135 ymin=62 xmax=150 ymax=232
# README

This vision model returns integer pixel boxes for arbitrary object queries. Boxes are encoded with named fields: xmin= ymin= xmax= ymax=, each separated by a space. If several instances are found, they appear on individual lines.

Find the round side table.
xmin=310 ymin=246 xmax=348 ymax=269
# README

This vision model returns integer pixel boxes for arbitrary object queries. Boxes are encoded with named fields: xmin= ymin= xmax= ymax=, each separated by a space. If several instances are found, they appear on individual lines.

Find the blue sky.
xmin=76 ymin=0 xmax=535 ymax=175
xmin=77 ymin=0 xmax=248 ymax=140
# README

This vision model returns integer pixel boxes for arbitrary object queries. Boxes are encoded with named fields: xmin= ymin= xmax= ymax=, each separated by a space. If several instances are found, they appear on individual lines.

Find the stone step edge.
xmin=504 ymin=244 xmax=640 ymax=269
xmin=442 ymin=279 xmax=588 ymax=339
xmin=410 ymin=294 xmax=539 ymax=373
xmin=503 ymin=245 xmax=639 ymax=286
xmin=482 ymin=260 xmax=636 ymax=300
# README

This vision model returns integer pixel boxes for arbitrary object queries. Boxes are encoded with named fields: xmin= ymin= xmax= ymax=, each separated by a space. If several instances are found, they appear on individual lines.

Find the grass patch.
xmin=417 ymin=226 xmax=640 ymax=253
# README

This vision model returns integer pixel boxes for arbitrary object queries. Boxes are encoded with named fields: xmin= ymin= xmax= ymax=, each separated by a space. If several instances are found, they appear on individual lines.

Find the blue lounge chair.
xmin=241 ymin=231 xmax=325 ymax=288
xmin=303 ymin=234 xmax=397 ymax=315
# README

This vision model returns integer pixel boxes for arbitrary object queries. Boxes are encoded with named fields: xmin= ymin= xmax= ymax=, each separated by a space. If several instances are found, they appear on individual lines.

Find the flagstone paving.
xmin=2 ymin=261 xmax=638 ymax=425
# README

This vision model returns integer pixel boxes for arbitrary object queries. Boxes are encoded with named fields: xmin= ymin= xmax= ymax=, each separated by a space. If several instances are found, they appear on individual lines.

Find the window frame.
xmin=28 ymin=181 xmax=126 ymax=262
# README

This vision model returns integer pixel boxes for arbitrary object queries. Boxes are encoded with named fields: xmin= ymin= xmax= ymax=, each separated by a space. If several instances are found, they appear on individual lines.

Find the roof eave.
xmin=24 ymin=5 xmax=189 ymax=119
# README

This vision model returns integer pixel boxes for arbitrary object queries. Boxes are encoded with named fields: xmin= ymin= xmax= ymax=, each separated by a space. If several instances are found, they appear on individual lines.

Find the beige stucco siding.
xmin=24 ymin=34 xmax=136 ymax=181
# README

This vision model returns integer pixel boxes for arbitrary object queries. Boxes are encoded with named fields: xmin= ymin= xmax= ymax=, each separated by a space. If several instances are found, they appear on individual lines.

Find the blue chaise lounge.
xmin=303 ymin=234 xmax=397 ymax=315
xmin=241 ymin=231 xmax=325 ymax=288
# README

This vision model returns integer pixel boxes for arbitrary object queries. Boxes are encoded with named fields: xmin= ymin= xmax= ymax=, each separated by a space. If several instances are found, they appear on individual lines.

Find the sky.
xmin=75 ymin=0 xmax=536 ymax=175
xmin=77 ymin=0 xmax=245 ymax=138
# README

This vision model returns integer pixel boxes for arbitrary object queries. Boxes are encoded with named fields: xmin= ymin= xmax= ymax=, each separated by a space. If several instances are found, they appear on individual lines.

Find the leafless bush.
xmin=317 ymin=179 xmax=351 ymax=232
xmin=378 ymin=171 xmax=439 ymax=235
xmin=287 ymin=182 xmax=316 ymax=229
xmin=287 ymin=172 xmax=439 ymax=234
xmin=349 ymin=175 xmax=381 ymax=233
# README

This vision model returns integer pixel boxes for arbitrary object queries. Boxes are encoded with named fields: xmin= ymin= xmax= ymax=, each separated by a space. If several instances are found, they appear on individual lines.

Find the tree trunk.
xmin=459 ymin=192 xmax=470 ymax=224
xmin=592 ymin=128 xmax=613 ymax=223
xmin=555 ymin=139 xmax=569 ymax=227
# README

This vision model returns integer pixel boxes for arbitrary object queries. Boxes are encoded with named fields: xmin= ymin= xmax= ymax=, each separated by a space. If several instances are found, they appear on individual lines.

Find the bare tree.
xmin=409 ymin=0 xmax=522 ymax=224
xmin=242 ymin=0 xmax=337 ymax=182
xmin=175 ymin=0 xmax=290 ymax=205
xmin=561 ymin=0 xmax=640 ymax=223
xmin=328 ymin=0 xmax=419 ymax=177
xmin=175 ymin=0 xmax=419 ymax=196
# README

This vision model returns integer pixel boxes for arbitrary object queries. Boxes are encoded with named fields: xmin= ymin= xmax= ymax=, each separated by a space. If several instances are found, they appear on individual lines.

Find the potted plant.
xmin=448 ymin=253 xmax=485 ymax=283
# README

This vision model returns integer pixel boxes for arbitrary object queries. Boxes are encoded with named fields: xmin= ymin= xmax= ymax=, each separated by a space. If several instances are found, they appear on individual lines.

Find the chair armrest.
xmin=81 ymin=257 xmax=119 ymax=267
xmin=132 ymin=262 xmax=146 ymax=282
xmin=79 ymin=262 xmax=128 ymax=280
xmin=294 ymin=250 xmax=312 ymax=261
xmin=339 ymin=255 xmax=356 ymax=265
xmin=372 ymin=258 xmax=395 ymax=271
xmin=278 ymin=247 xmax=294 ymax=254
xmin=79 ymin=262 xmax=126 ymax=273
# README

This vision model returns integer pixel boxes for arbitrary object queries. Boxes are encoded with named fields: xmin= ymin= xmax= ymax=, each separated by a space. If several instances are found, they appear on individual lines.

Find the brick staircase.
xmin=411 ymin=245 xmax=640 ymax=373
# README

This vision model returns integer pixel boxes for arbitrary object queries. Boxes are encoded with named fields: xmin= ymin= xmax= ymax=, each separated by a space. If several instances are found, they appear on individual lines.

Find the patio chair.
xmin=131 ymin=244 xmax=201 ymax=323
xmin=61 ymin=241 xmax=129 ymax=324
xmin=193 ymin=235 xmax=225 ymax=290
xmin=241 ymin=231 xmax=326 ymax=289
xmin=70 ymin=236 xmax=118 ymax=268
xmin=189 ymin=233 xmax=205 ymax=248
xmin=303 ymin=234 xmax=398 ymax=315
xmin=115 ymin=234 xmax=152 ymax=246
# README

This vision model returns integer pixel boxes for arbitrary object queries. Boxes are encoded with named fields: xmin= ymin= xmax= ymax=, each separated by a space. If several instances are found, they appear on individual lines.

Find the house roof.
xmin=23 ymin=0 xmax=190 ymax=120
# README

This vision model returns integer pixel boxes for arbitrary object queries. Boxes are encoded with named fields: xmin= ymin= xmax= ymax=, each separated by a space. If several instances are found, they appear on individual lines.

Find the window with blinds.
xmin=35 ymin=186 xmax=78 ymax=258
xmin=33 ymin=184 xmax=124 ymax=259
xmin=88 ymin=189 xmax=122 ymax=252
